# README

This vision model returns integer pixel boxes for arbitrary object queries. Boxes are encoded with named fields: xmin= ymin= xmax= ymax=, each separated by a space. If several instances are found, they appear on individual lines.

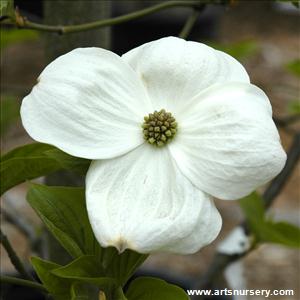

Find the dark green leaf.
xmin=52 ymin=256 xmax=125 ymax=300
xmin=286 ymin=59 xmax=300 ymax=77
xmin=31 ymin=256 xmax=120 ymax=300
xmin=31 ymin=257 xmax=71 ymax=300
xmin=126 ymin=277 xmax=189 ymax=300
xmin=27 ymin=184 xmax=101 ymax=258
xmin=103 ymin=248 xmax=148 ymax=286
xmin=0 ymin=0 xmax=14 ymax=18
xmin=52 ymin=255 xmax=105 ymax=278
xmin=0 ymin=143 xmax=61 ymax=195
xmin=240 ymin=193 xmax=300 ymax=248
xmin=27 ymin=184 xmax=148 ymax=286
xmin=69 ymin=281 xmax=126 ymax=300
xmin=239 ymin=192 xmax=265 ymax=222
xmin=70 ymin=282 xmax=99 ymax=300
xmin=52 ymin=255 xmax=118 ymax=297
xmin=104 ymin=286 xmax=127 ymax=300
xmin=0 ymin=142 xmax=91 ymax=194
xmin=45 ymin=148 xmax=90 ymax=175
xmin=257 ymin=220 xmax=300 ymax=248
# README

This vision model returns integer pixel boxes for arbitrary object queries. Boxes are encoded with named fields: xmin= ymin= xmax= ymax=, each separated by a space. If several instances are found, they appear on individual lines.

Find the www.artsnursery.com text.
xmin=186 ymin=288 xmax=294 ymax=298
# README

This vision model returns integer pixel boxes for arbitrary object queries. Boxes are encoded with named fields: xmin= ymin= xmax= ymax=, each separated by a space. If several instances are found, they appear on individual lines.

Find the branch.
xmin=178 ymin=6 xmax=205 ymax=39
xmin=263 ymin=132 xmax=300 ymax=207
xmin=274 ymin=115 xmax=300 ymax=128
xmin=2 ymin=199 xmax=36 ymax=243
xmin=192 ymin=132 xmax=300 ymax=296
xmin=2 ymin=207 xmax=45 ymax=256
xmin=0 ymin=275 xmax=47 ymax=292
xmin=0 ymin=229 xmax=34 ymax=281
xmin=273 ymin=115 xmax=300 ymax=135
xmin=4 ymin=1 xmax=204 ymax=34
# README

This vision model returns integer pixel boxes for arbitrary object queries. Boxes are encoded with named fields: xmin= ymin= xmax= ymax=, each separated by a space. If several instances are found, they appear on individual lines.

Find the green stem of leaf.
xmin=0 ymin=275 xmax=47 ymax=292
xmin=0 ymin=229 xmax=34 ymax=281
xmin=5 ymin=0 xmax=203 ymax=34
xmin=104 ymin=285 xmax=127 ymax=300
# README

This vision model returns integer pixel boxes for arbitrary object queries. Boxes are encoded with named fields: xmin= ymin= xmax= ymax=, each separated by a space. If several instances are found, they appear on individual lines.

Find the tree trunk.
xmin=43 ymin=0 xmax=111 ymax=264
xmin=44 ymin=0 xmax=111 ymax=61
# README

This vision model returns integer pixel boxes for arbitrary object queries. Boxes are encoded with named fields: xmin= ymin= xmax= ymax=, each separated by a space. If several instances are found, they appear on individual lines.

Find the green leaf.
xmin=52 ymin=255 xmax=117 ymax=294
xmin=45 ymin=148 xmax=90 ymax=175
xmin=126 ymin=277 xmax=189 ymax=300
xmin=31 ymin=257 xmax=71 ymax=300
xmin=31 ymin=256 xmax=126 ymax=300
xmin=286 ymin=59 xmax=300 ymax=77
xmin=104 ymin=286 xmax=127 ymax=300
xmin=239 ymin=192 xmax=265 ymax=222
xmin=52 ymin=256 xmax=126 ymax=300
xmin=31 ymin=255 xmax=129 ymax=300
xmin=70 ymin=282 xmax=126 ymax=300
xmin=27 ymin=184 xmax=148 ymax=286
xmin=102 ymin=248 xmax=148 ymax=286
xmin=207 ymin=40 xmax=258 ymax=60
xmin=0 ymin=0 xmax=14 ymax=18
xmin=27 ymin=184 xmax=101 ymax=258
xmin=52 ymin=255 xmax=105 ymax=278
xmin=240 ymin=193 xmax=300 ymax=248
xmin=1 ymin=143 xmax=91 ymax=194
xmin=70 ymin=282 xmax=99 ymax=300
xmin=0 ymin=29 xmax=39 ymax=50
xmin=0 ymin=143 xmax=61 ymax=195
xmin=257 ymin=220 xmax=300 ymax=248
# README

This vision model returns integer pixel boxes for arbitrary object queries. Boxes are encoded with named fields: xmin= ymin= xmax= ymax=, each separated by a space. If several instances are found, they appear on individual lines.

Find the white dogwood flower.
xmin=21 ymin=37 xmax=286 ymax=254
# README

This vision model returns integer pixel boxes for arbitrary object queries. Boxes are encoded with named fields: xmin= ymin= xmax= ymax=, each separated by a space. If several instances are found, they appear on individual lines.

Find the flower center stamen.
xmin=142 ymin=109 xmax=177 ymax=147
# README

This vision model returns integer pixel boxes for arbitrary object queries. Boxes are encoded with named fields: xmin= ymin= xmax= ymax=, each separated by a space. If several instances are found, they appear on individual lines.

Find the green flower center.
xmin=142 ymin=109 xmax=177 ymax=147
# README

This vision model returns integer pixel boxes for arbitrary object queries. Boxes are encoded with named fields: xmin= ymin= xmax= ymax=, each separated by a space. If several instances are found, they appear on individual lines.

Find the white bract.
xmin=21 ymin=37 xmax=286 ymax=254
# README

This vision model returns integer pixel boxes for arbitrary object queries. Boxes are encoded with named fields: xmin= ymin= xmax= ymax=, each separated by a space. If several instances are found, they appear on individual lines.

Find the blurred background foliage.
xmin=207 ymin=40 xmax=259 ymax=60
xmin=1 ymin=95 xmax=19 ymax=138
xmin=1 ymin=30 xmax=39 ymax=50
xmin=1 ymin=29 xmax=39 ymax=139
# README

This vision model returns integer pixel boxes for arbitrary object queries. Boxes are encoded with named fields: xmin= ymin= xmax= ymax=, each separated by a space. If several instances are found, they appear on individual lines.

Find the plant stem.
xmin=104 ymin=285 xmax=127 ymax=300
xmin=0 ymin=229 xmax=34 ymax=281
xmin=7 ymin=1 xmax=203 ymax=34
xmin=0 ymin=275 xmax=47 ymax=292
xmin=179 ymin=6 xmax=205 ymax=39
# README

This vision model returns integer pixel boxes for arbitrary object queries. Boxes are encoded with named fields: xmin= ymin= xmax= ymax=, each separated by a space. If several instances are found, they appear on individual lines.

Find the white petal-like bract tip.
xmin=122 ymin=36 xmax=249 ymax=115
xmin=86 ymin=144 xmax=222 ymax=254
xmin=170 ymin=82 xmax=286 ymax=200
xmin=21 ymin=47 xmax=152 ymax=159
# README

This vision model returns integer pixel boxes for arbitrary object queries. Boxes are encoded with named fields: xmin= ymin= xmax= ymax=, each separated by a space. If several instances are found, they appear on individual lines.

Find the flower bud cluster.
xmin=142 ymin=109 xmax=177 ymax=147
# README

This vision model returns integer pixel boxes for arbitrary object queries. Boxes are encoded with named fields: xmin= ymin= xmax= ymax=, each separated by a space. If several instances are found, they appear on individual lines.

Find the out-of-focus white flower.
xmin=21 ymin=37 xmax=286 ymax=254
